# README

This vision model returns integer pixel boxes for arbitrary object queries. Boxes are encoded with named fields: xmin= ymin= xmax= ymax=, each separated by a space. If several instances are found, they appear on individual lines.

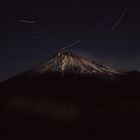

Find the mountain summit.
xmin=32 ymin=51 xmax=122 ymax=76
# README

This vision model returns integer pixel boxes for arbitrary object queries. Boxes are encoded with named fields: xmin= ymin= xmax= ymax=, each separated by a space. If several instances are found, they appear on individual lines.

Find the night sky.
xmin=0 ymin=0 xmax=140 ymax=81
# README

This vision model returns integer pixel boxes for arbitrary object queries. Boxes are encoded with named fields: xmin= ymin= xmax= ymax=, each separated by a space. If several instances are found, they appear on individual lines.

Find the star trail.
xmin=111 ymin=8 xmax=128 ymax=32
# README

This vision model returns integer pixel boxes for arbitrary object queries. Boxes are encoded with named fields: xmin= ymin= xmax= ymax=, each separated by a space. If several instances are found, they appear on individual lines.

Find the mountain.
xmin=0 ymin=51 xmax=140 ymax=97
xmin=1 ymin=51 xmax=140 ymax=140
xmin=31 ymin=51 xmax=122 ymax=76
xmin=0 ymin=51 xmax=124 ymax=94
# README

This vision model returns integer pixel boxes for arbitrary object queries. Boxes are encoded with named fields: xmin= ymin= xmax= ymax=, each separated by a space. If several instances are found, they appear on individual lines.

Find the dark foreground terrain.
xmin=0 ymin=72 xmax=140 ymax=140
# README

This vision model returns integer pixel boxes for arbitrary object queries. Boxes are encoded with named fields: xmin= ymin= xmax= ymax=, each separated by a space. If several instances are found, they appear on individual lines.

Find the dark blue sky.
xmin=0 ymin=0 xmax=140 ymax=81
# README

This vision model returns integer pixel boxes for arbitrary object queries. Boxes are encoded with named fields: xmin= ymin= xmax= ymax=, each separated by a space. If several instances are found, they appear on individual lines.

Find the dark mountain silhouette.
xmin=0 ymin=51 xmax=139 ymax=96
xmin=0 ymin=51 xmax=140 ymax=140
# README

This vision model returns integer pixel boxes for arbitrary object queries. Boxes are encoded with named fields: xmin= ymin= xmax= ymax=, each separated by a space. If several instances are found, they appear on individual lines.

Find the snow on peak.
xmin=32 ymin=51 xmax=123 ymax=76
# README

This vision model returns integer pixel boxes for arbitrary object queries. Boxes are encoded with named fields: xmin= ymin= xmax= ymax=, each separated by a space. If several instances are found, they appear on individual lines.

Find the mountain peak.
xmin=32 ymin=51 xmax=122 ymax=76
xmin=57 ymin=51 xmax=74 ymax=56
xmin=56 ymin=51 xmax=87 ymax=61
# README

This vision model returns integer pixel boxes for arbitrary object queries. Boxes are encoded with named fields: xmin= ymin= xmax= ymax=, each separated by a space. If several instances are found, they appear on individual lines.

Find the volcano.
xmin=0 ymin=51 xmax=124 ymax=94
xmin=31 ymin=51 xmax=122 ymax=76
xmin=1 ymin=51 xmax=123 ymax=83
xmin=0 ymin=51 xmax=139 ymax=96
xmin=1 ymin=51 xmax=140 ymax=140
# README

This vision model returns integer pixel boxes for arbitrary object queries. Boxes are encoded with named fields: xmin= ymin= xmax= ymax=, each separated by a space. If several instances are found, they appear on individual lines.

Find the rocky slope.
xmin=30 ymin=51 xmax=122 ymax=76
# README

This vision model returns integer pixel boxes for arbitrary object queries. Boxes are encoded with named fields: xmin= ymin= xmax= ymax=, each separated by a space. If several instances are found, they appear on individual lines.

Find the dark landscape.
xmin=1 ymin=51 xmax=140 ymax=139
xmin=1 ymin=0 xmax=140 ymax=139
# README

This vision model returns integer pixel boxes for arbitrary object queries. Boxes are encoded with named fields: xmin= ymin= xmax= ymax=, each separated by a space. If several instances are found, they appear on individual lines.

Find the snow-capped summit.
xmin=32 ymin=51 xmax=122 ymax=76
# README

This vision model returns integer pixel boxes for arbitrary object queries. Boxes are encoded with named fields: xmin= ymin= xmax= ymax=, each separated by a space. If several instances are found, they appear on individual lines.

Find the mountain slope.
xmin=27 ymin=51 xmax=122 ymax=77
xmin=34 ymin=51 xmax=122 ymax=75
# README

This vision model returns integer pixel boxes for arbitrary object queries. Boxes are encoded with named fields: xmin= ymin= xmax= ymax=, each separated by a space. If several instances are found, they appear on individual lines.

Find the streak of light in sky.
xmin=110 ymin=8 xmax=127 ymax=32
xmin=20 ymin=19 xmax=36 ymax=24
xmin=60 ymin=40 xmax=81 ymax=51
xmin=94 ymin=18 xmax=108 ymax=32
